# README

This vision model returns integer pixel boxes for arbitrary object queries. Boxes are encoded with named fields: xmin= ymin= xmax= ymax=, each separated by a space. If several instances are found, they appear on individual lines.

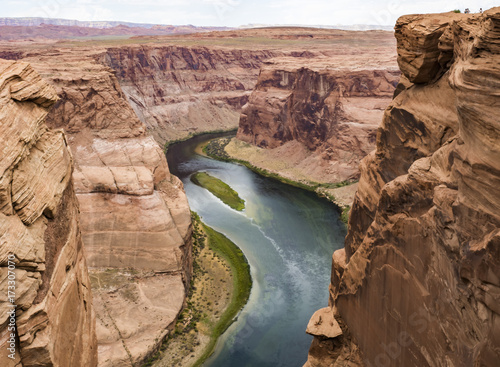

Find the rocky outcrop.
xmin=0 ymin=59 xmax=97 ymax=366
xmin=99 ymin=46 xmax=282 ymax=143
xmin=234 ymin=56 xmax=399 ymax=185
xmin=306 ymin=8 xmax=500 ymax=367
xmin=98 ymin=29 xmax=397 ymax=145
xmin=394 ymin=12 xmax=464 ymax=84
xmin=26 ymin=52 xmax=192 ymax=366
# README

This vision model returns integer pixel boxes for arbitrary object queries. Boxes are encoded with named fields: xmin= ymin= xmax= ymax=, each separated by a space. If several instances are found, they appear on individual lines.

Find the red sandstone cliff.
xmin=40 ymin=54 xmax=192 ymax=366
xmin=306 ymin=8 xmax=500 ymax=367
xmin=7 ymin=50 xmax=193 ymax=366
xmin=99 ymin=45 xmax=282 ymax=143
xmin=235 ymin=56 xmax=399 ymax=184
xmin=0 ymin=28 xmax=397 ymax=149
xmin=96 ymin=29 xmax=397 ymax=145
xmin=0 ymin=59 xmax=97 ymax=366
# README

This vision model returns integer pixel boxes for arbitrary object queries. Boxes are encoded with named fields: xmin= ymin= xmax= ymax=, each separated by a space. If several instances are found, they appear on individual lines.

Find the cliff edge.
xmin=36 ymin=53 xmax=192 ymax=366
xmin=0 ymin=60 xmax=97 ymax=365
xmin=7 ymin=50 xmax=193 ymax=366
xmin=233 ymin=56 xmax=399 ymax=187
xmin=306 ymin=8 xmax=500 ymax=367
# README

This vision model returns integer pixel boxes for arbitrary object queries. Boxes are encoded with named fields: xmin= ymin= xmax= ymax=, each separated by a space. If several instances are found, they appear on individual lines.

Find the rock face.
xmin=100 ymin=46 xmax=281 ymax=143
xmin=97 ymin=29 xmax=397 ymax=145
xmin=26 ymin=52 xmax=192 ymax=366
xmin=235 ymin=56 xmax=399 ymax=184
xmin=306 ymin=8 xmax=500 ymax=367
xmin=0 ymin=28 xmax=397 ymax=147
xmin=0 ymin=60 xmax=97 ymax=366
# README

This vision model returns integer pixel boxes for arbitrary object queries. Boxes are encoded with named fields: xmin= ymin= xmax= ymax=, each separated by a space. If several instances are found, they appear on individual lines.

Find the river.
xmin=166 ymin=133 xmax=346 ymax=367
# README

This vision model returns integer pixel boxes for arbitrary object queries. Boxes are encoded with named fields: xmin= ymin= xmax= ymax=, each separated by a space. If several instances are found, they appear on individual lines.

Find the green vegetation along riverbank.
xmin=149 ymin=213 xmax=252 ymax=367
xmin=191 ymin=171 xmax=245 ymax=211
xmin=163 ymin=128 xmax=237 ymax=152
xmin=202 ymin=137 xmax=354 ymax=224
xmin=195 ymin=219 xmax=252 ymax=366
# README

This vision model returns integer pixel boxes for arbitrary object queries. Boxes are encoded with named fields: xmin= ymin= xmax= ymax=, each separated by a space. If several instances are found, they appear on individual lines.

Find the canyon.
xmin=0 ymin=27 xmax=397 ymax=366
xmin=227 ymin=54 xmax=399 ymax=206
xmin=98 ymin=28 xmax=397 ymax=144
xmin=1 ymin=8 xmax=499 ymax=367
xmin=305 ymin=8 xmax=500 ymax=367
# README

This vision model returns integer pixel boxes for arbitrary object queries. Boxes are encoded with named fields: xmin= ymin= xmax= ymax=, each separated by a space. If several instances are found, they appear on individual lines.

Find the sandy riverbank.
xmin=150 ymin=213 xmax=251 ymax=367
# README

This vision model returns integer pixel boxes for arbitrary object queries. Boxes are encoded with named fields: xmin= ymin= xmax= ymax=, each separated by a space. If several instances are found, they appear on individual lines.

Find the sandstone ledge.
xmin=306 ymin=307 xmax=342 ymax=339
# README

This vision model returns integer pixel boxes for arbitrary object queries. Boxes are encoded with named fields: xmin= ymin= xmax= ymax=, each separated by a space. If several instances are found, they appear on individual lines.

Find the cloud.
xmin=28 ymin=2 xmax=115 ymax=21
xmin=1 ymin=0 xmax=498 ymax=26
xmin=126 ymin=9 xmax=214 ymax=25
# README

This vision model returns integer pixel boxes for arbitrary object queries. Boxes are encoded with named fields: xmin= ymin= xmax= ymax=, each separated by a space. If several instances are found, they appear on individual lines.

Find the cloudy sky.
xmin=2 ymin=0 xmax=497 ymax=27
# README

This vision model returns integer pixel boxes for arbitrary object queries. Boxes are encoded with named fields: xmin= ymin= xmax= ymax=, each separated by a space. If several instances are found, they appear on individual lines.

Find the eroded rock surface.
xmin=0 ymin=59 xmax=97 ymax=366
xmin=98 ymin=29 xmax=398 ymax=145
xmin=0 ymin=28 xmax=397 ymax=148
xmin=100 ymin=46 xmax=280 ymax=144
xmin=23 ymin=52 xmax=192 ymax=366
xmin=306 ymin=8 xmax=500 ymax=367
xmin=233 ymin=55 xmax=399 ymax=186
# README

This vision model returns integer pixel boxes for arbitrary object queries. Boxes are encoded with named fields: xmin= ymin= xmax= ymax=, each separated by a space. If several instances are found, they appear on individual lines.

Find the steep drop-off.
xmin=0 ymin=28 xmax=397 ymax=148
xmin=97 ymin=28 xmax=397 ymax=145
xmin=0 ymin=60 xmax=97 ymax=366
xmin=23 ymin=51 xmax=192 ymax=366
xmin=306 ymin=9 xmax=500 ymax=367
xmin=224 ymin=54 xmax=398 ymax=211
xmin=0 ymin=28 xmax=397 ymax=365
xmin=234 ymin=56 xmax=399 ymax=186
xmin=99 ymin=45 xmax=281 ymax=143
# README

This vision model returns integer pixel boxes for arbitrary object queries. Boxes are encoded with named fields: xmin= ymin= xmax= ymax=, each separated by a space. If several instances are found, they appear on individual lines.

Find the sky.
xmin=1 ymin=0 xmax=498 ymax=27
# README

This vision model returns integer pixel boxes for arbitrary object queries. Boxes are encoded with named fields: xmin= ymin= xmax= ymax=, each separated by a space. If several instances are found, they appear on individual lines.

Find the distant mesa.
xmin=0 ymin=17 xmax=394 ymax=41
xmin=0 ymin=17 xmax=233 ymax=40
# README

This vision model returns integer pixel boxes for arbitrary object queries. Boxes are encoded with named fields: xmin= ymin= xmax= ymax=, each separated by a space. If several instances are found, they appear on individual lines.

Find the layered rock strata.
xmin=29 ymin=53 xmax=192 ymax=366
xmin=0 ymin=59 xmax=97 ymax=366
xmin=306 ymin=8 xmax=500 ymax=367
xmin=98 ymin=29 xmax=397 ymax=145
xmin=232 ymin=56 xmax=399 ymax=189
xmin=0 ymin=28 xmax=398 ymax=365
xmin=0 ymin=28 xmax=397 ymax=147
xmin=100 ymin=46 xmax=282 ymax=144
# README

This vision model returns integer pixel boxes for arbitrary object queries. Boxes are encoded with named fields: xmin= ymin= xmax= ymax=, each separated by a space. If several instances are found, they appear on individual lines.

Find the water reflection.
xmin=167 ymin=134 xmax=346 ymax=367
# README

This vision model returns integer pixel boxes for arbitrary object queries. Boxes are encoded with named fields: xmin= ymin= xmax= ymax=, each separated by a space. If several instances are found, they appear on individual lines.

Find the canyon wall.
xmin=0 ymin=28 xmax=397 ymax=150
xmin=0 ymin=28 xmax=397 ymax=366
xmin=99 ymin=29 xmax=397 ymax=146
xmin=0 ymin=60 xmax=97 ymax=365
xmin=100 ymin=46 xmax=281 ymax=143
xmin=306 ymin=8 xmax=500 ymax=367
xmin=24 ymin=50 xmax=192 ymax=366
xmin=234 ymin=57 xmax=399 ymax=185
